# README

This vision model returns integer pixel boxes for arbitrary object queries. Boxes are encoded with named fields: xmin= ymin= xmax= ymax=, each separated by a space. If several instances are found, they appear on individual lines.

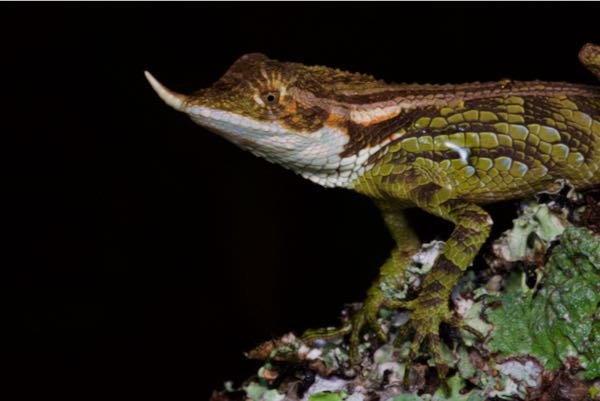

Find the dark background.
xmin=3 ymin=3 xmax=600 ymax=400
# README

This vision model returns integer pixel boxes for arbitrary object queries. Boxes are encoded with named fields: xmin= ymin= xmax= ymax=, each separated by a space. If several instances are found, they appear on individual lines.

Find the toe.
xmin=349 ymin=312 xmax=366 ymax=362
xmin=409 ymin=329 xmax=425 ymax=356
xmin=365 ymin=308 xmax=387 ymax=343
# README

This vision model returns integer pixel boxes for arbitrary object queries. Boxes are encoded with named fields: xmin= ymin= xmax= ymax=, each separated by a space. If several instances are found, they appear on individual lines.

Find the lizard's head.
xmin=146 ymin=53 xmax=387 ymax=187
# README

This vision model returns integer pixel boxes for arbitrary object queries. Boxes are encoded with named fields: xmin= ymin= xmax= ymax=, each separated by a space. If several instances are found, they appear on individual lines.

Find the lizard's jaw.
xmin=186 ymin=104 xmax=304 ymax=154
xmin=184 ymin=104 xmax=355 ymax=186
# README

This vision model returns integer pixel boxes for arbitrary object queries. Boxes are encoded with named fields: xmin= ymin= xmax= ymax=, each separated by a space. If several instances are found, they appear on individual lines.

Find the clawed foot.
xmin=302 ymin=292 xmax=485 ymax=380
xmin=388 ymin=296 xmax=452 ymax=365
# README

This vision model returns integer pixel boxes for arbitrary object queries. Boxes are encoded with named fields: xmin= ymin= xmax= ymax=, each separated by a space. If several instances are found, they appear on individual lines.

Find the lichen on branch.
xmin=211 ymin=190 xmax=600 ymax=401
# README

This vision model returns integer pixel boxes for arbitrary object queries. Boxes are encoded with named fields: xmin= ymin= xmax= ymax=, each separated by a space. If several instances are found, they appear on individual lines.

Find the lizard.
xmin=145 ymin=43 xmax=600 ymax=374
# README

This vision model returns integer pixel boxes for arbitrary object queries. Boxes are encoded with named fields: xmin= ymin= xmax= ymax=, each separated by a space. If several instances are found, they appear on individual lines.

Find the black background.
xmin=4 ymin=3 xmax=600 ymax=400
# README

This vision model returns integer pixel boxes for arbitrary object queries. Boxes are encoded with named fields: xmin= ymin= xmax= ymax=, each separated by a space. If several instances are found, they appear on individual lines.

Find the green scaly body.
xmin=348 ymin=86 xmax=600 ymax=367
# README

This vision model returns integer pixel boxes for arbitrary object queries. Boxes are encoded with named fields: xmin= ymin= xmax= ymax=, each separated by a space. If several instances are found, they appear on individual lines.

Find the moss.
xmin=486 ymin=227 xmax=600 ymax=379
xmin=390 ymin=375 xmax=485 ymax=401
xmin=222 ymin=196 xmax=600 ymax=401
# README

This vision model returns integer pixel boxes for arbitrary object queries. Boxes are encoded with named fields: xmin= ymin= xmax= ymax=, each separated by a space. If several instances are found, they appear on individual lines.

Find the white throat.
xmin=187 ymin=106 xmax=382 ymax=188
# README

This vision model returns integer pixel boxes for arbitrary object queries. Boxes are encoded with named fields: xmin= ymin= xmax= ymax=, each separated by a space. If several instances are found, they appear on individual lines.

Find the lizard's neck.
xmin=281 ymin=79 xmax=600 ymax=190
xmin=291 ymin=132 xmax=395 ymax=188
xmin=243 ymin=123 xmax=375 ymax=189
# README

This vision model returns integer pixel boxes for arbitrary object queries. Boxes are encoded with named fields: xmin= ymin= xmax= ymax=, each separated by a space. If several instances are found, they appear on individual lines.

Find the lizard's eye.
xmin=261 ymin=91 xmax=280 ymax=106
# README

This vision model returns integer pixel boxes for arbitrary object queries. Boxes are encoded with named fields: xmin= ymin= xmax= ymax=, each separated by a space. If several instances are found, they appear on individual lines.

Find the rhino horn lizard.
xmin=146 ymin=43 xmax=600 ymax=374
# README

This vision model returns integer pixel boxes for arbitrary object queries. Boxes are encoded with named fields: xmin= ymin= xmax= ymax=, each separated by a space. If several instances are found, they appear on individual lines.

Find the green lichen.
xmin=269 ymin=344 xmax=297 ymax=358
xmin=244 ymin=382 xmax=268 ymax=401
xmin=459 ymin=300 xmax=494 ymax=347
xmin=309 ymin=392 xmax=346 ymax=401
xmin=591 ymin=382 xmax=600 ymax=399
xmin=492 ymin=202 xmax=568 ymax=262
xmin=456 ymin=347 xmax=475 ymax=380
xmin=390 ymin=375 xmax=485 ymax=401
xmin=263 ymin=389 xmax=285 ymax=401
xmin=486 ymin=227 xmax=600 ymax=379
xmin=235 ymin=203 xmax=600 ymax=401
xmin=244 ymin=383 xmax=285 ymax=401
xmin=390 ymin=394 xmax=422 ymax=401
xmin=321 ymin=340 xmax=350 ymax=371
xmin=372 ymin=344 xmax=407 ymax=384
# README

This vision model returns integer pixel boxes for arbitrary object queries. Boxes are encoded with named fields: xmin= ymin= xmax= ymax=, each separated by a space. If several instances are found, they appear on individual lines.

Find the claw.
xmin=365 ymin=305 xmax=388 ymax=343
xmin=303 ymin=287 xmax=474 ymax=382
xmin=348 ymin=295 xmax=388 ymax=362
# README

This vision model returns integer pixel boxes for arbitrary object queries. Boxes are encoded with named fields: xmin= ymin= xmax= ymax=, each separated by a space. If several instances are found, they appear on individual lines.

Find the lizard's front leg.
xmin=395 ymin=186 xmax=493 ymax=373
xmin=302 ymin=203 xmax=420 ymax=360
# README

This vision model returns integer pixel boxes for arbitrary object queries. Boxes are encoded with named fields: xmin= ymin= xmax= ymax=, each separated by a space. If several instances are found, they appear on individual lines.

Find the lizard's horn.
xmin=144 ymin=71 xmax=187 ymax=111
